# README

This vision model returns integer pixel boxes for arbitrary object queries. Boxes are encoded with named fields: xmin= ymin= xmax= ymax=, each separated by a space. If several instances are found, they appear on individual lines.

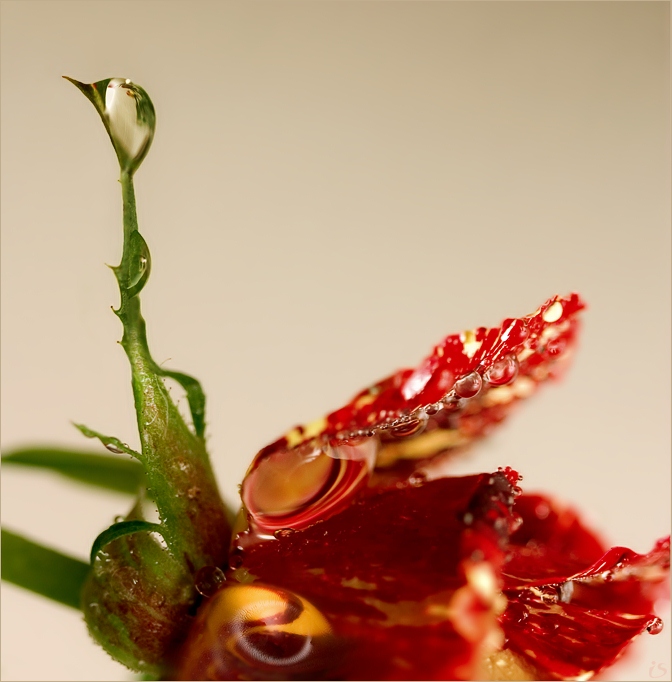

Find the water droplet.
xmin=105 ymin=78 xmax=155 ymax=171
xmin=546 ymin=336 xmax=567 ymax=356
xmin=601 ymin=570 xmax=614 ymax=582
xmin=389 ymin=416 xmax=427 ymax=439
xmin=454 ymin=371 xmax=483 ymax=399
xmin=646 ymin=616 xmax=663 ymax=635
xmin=229 ymin=547 xmax=245 ymax=569
xmin=510 ymin=513 xmax=523 ymax=533
xmin=105 ymin=443 xmax=125 ymax=454
xmin=114 ymin=515 xmax=125 ymax=523
xmin=512 ymin=485 xmax=523 ymax=496
xmin=484 ymin=355 xmax=519 ymax=386
xmin=538 ymin=585 xmax=559 ymax=604
xmin=274 ymin=528 xmax=295 ymax=539
xmin=241 ymin=437 xmax=376 ymax=533
xmin=194 ymin=565 xmax=226 ymax=597
xmin=125 ymin=231 xmax=151 ymax=298
xmin=408 ymin=471 xmax=427 ymax=487
xmin=424 ymin=402 xmax=442 ymax=415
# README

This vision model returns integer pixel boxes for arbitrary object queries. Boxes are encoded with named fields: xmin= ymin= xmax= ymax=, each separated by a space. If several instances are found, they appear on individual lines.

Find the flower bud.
xmin=64 ymin=76 xmax=155 ymax=174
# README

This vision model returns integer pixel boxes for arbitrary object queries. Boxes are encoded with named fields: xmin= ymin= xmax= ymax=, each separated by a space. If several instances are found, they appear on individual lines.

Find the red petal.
xmin=500 ymin=492 xmax=670 ymax=679
xmin=239 ymin=294 xmax=585 ymax=533
xmin=176 ymin=471 xmax=520 ymax=680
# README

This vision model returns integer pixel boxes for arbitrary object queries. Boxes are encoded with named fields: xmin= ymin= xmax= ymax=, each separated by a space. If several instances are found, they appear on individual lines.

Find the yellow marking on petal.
xmin=461 ymin=329 xmax=482 ymax=359
xmin=363 ymin=590 xmax=454 ymax=626
xmin=518 ymin=347 xmax=534 ymax=362
xmin=482 ymin=386 xmax=515 ymax=407
xmin=376 ymin=429 xmax=467 ymax=467
xmin=304 ymin=417 xmax=327 ymax=439
xmin=512 ymin=376 xmax=535 ymax=398
xmin=466 ymin=563 xmax=497 ymax=602
xmin=542 ymin=300 xmax=563 ymax=323
xmin=354 ymin=394 xmax=376 ymax=409
xmin=341 ymin=577 xmax=377 ymax=590
xmin=482 ymin=649 xmax=541 ymax=680
xmin=285 ymin=428 xmax=304 ymax=449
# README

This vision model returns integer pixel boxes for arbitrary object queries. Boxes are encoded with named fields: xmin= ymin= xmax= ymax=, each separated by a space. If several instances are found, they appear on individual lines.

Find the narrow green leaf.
xmin=90 ymin=520 xmax=166 ymax=564
xmin=1 ymin=528 xmax=89 ymax=609
xmin=73 ymin=423 xmax=142 ymax=461
xmin=2 ymin=447 xmax=144 ymax=495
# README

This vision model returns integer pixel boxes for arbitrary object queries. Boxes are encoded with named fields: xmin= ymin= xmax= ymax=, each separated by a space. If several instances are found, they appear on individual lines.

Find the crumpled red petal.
xmin=175 ymin=470 xmax=521 ymax=680
xmin=499 ymin=493 xmax=670 ymax=680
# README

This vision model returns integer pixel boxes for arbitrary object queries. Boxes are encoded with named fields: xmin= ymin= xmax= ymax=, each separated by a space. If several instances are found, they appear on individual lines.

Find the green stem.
xmin=111 ymin=172 xmax=229 ymax=569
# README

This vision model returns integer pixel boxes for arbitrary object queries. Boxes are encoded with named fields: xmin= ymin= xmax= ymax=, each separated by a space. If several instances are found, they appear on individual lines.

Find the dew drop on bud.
xmin=114 ymin=515 xmax=125 ymax=523
xmin=105 ymin=78 xmax=155 ymax=171
xmin=454 ymin=371 xmax=483 ymax=399
xmin=484 ymin=354 xmax=519 ymax=386
xmin=194 ymin=565 xmax=226 ymax=598
xmin=646 ymin=616 xmax=664 ymax=635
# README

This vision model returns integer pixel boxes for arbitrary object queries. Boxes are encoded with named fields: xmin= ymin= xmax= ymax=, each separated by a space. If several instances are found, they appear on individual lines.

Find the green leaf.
xmin=73 ymin=423 xmax=143 ymax=461
xmin=90 ymin=520 xmax=166 ymax=564
xmin=2 ymin=447 xmax=145 ymax=495
xmin=1 ymin=528 xmax=89 ymax=609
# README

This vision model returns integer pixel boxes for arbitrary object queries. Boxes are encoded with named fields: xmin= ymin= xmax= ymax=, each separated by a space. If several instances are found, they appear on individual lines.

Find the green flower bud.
xmin=64 ymin=77 xmax=155 ymax=174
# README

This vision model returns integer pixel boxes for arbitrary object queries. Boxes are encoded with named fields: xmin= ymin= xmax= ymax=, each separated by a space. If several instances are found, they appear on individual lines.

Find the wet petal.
xmin=177 ymin=471 xmax=520 ymax=680
xmin=500 ymin=493 xmax=670 ymax=679
xmin=238 ymin=294 xmax=585 ymax=502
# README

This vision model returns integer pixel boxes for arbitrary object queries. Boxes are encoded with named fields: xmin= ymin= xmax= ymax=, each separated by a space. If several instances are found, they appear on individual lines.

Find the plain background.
xmin=1 ymin=1 xmax=670 ymax=680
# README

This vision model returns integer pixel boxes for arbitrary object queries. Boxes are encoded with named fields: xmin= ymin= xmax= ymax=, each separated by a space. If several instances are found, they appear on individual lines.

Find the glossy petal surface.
xmin=178 ymin=471 xmax=519 ymax=680
xmin=501 ymin=494 xmax=670 ymax=680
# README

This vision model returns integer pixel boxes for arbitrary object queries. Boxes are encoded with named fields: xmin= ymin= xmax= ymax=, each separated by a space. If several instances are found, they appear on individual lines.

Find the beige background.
xmin=1 ymin=2 xmax=670 ymax=680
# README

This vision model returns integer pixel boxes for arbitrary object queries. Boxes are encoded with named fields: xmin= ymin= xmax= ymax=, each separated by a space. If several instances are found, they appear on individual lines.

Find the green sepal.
xmin=73 ymin=423 xmax=142 ymax=460
xmin=151 ymin=365 xmax=207 ymax=440
xmin=90 ymin=520 xmax=165 ymax=564
xmin=1 ymin=528 xmax=89 ymax=610
xmin=2 ymin=447 xmax=144 ymax=495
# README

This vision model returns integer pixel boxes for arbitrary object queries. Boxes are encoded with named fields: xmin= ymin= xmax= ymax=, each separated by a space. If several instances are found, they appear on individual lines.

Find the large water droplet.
xmin=484 ymin=354 xmax=519 ymax=386
xmin=194 ymin=565 xmax=226 ymax=598
xmin=105 ymin=78 xmax=155 ymax=170
xmin=241 ymin=436 xmax=377 ymax=533
xmin=647 ymin=616 xmax=664 ymax=635
xmin=454 ymin=371 xmax=483 ymax=399
xmin=176 ymin=583 xmax=334 ymax=679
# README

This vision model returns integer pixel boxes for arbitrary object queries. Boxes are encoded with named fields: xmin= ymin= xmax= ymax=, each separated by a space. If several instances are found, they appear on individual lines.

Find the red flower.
xmin=174 ymin=294 xmax=669 ymax=680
